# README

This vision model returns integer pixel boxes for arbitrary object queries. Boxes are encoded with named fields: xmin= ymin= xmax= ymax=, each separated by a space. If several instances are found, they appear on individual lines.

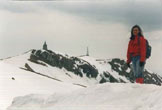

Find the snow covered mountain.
xmin=0 ymin=48 xmax=162 ymax=110
xmin=24 ymin=49 xmax=162 ymax=85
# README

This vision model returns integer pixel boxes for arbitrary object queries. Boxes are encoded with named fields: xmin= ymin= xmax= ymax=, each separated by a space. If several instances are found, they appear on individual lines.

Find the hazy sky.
xmin=0 ymin=0 xmax=162 ymax=74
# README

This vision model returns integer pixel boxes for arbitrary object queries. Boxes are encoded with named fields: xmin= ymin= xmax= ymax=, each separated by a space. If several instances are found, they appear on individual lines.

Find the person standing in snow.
xmin=126 ymin=25 xmax=146 ymax=84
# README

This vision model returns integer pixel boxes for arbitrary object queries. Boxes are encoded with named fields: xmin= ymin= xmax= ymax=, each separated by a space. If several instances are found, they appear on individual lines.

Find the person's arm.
xmin=127 ymin=41 xmax=131 ymax=63
xmin=140 ymin=37 xmax=146 ymax=62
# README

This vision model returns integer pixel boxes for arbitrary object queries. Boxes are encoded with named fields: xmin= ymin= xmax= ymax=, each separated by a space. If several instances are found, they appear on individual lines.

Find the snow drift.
xmin=7 ymin=83 xmax=162 ymax=110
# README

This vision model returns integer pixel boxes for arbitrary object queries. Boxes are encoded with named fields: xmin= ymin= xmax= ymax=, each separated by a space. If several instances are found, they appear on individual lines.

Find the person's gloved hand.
xmin=127 ymin=63 xmax=130 ymax=68
xmin=140 ymin=62 xmax=145 ymax=67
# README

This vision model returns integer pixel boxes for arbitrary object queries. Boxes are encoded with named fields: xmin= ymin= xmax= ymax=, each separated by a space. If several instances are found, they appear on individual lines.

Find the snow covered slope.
xmin=1 ymin=50 xmax=97 ymax=86
xmin=7 ymin=83 xmax=162 ymax=110
xmin=0 ymin=51 xmax=86 ymax=110
xmin=0 ymin=61 xmax=84 ymax=110
xmin=1 ymin=49 xmax=162 ymax=110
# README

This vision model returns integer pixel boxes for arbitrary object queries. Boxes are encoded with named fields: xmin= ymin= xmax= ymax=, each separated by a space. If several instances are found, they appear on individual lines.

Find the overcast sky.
xmin=0 ymin=0 xmax=162 ymax=74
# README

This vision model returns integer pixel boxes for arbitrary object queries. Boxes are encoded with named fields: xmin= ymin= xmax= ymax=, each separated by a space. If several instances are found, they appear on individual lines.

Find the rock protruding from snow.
xmin=108 ymin=58 xmax=162 ymax=85
xmin=29 ymin=49 xmax=162 ymax=85
xmin=30 ymin=49 xmax=99 ymax=78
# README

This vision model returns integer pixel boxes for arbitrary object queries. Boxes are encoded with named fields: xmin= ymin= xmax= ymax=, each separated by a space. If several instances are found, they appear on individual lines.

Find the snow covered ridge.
xmin=7 ymin=83 xmax=162 ymax=110
xmin=1 ymin=48 xmax=162 ymax=86
xmin=28 ymin=49 xmax=130 ymax=84
xmin=29 ymin=49 xmax=162 ymax=86
xmin=1 ymin=49 xmax=162 ymax=110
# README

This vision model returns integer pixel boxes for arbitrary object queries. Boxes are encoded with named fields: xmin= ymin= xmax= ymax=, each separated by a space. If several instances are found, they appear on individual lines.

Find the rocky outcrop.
xmin=29 ymin=49 xmax=162 ymax=86
xmin=30 ymin=49 xmax=99 ymax=78
xmin=108 ymin=58 xmax=162 ymax=85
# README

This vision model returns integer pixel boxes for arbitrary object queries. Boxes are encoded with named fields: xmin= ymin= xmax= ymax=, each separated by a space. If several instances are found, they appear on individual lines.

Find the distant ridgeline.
xmin=29 ymin=42 xmax=162 ymax=86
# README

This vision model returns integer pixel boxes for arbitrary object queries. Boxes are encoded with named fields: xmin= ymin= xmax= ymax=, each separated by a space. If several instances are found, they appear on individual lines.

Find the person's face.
xmin=133 ymin=27 xmax=140 ymax=36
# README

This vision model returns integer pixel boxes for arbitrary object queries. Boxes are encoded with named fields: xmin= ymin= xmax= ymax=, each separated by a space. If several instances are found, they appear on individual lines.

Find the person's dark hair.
xmin=130 ymin=25 xmax=143 ymax=40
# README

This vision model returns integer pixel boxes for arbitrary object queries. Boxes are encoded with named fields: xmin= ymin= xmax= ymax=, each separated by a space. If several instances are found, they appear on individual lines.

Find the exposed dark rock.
xmin=28 ymin=59 xmax=47 ymax=67
xmin=25 ymin=63 xmax=35 ymax=72
xmin=99 ymin=78 xmax=107 ymax=83
xmin=12 ymin=77 xmax=15 ymax=80
xmin=21 ymin=64 xmax=62 ymax=82
xmin=108 ymin=58 xmax=162 ymax=86
xmin=28 ymin=49 xmax=162 ymax=86
xmin=29 ymin=49 xmax=99 ymax=78
xmin=73 ymin=83 xmax=87 ymax=88
xmin=65 ymin=73 xmax=72 ymax=78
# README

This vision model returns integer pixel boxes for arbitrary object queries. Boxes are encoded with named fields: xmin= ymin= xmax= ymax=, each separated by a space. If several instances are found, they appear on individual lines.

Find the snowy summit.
xmin=0 ymin=44 xmax=162 ymax=110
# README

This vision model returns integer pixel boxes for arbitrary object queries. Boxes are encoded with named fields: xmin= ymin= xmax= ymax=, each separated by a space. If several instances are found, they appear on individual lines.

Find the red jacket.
xmin=127 ymin=36 xmax=146 ymax=63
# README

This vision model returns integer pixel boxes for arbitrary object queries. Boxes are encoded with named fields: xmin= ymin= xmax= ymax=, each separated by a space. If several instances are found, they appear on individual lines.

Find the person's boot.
xmin=136 ymin=78 xmax=140 ymax=83
xmin=139 ymin=78 xmax=144 ymax=84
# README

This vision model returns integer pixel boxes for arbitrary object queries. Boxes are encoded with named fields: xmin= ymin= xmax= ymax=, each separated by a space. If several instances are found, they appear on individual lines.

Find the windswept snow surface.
xmin=8 ymin=83 xmax=162 ymax=110
xmin=1 ymin=51 xmax=162 ymax=110
xmin=0 ymin=52 xmax=87 ymax=110
xmin=0 ymin=61 xmax=84 ymax=110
